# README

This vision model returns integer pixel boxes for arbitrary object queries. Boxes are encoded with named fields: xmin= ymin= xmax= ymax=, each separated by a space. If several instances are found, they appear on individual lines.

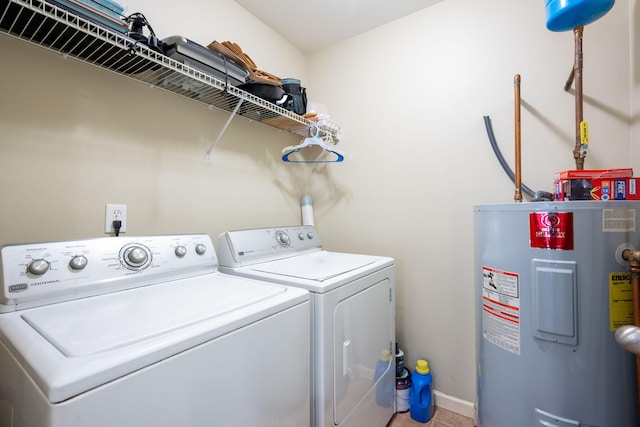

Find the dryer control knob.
xmin=69 ymin=255 xmax=88 ymax=270
xmin=175 ymin=246 xmax=187 ymax=257
xmin=307 ymin=232 xmax=314 ymax=239
xmin=124 ymin=246 xmax=148 ymax=267
xmin=298 ymin=233 xmax=306 ymax=240
xmin=27 ymin=259 xmax=49 ymax=275
xmin=195 ymin=244 xmax=207 ymax=255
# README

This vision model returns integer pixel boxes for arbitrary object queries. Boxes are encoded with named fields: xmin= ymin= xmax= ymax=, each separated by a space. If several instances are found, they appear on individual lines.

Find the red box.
xmin=554 ymin=168 xmax=633 ymax=181
xmin=555 ymin=177 xmax=640 ymax=201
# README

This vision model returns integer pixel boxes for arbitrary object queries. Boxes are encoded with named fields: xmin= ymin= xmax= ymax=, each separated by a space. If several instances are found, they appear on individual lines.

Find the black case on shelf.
xmin=162 ymin=36 xmax=248 ymax=87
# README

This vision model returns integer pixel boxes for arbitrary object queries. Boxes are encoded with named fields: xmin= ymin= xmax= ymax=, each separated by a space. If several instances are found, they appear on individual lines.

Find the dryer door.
xmin=333 ymin=277 xmax=394 ymax=426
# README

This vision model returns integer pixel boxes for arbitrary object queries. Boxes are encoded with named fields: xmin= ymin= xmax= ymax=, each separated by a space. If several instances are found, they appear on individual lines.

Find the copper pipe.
xmin=622 ymin=249 xmax=640 ymax=422
xmin=572 ymin=25 xmax=585 ymax=170
xmin=514 ymin=74 xmax=522 ymax=202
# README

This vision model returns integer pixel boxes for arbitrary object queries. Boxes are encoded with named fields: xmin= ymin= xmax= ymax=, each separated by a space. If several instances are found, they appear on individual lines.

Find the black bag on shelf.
xmin=281 ymin=78 xmax=307 ymax=115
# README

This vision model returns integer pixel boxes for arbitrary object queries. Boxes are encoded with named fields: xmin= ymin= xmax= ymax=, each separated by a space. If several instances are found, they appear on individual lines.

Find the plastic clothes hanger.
xmin=281 ymin=126 xmax=345 ymax=163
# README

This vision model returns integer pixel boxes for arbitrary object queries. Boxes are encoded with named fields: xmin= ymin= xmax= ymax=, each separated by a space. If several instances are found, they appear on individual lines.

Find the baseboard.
xmin=434 ymin=390 xmax=475 ymax=419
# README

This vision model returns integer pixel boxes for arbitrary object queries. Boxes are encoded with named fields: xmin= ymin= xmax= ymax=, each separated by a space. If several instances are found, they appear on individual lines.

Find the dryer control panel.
xmin=218 ymin=225 xmax=322 ymax=266
xmin=0 ymin=234 xmax=216 ymax=312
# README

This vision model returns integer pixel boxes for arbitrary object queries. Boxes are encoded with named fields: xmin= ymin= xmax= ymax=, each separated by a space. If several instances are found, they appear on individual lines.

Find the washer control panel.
xmin=218 ymin=225 xmax=321 ymax=267
xmin=0 ymin=234 xmax=216 ymax=312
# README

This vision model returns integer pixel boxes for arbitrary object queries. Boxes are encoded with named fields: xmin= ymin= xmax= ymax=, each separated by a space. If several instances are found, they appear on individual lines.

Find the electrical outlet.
xmin=105 ymin=204 xmax=127 ymax=234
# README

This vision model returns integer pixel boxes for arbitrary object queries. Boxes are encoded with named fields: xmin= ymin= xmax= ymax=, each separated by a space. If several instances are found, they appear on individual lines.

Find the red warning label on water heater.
xmin=529 ymin=212 xmax=574 ymax=250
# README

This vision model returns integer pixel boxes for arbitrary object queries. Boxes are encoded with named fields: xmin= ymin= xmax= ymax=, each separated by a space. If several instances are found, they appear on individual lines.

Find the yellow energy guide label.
xmin=610 ymin=272 xmax=634 ymax=331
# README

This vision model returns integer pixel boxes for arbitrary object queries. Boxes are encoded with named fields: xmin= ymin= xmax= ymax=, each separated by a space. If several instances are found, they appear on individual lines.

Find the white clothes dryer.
xmin=217 ymin=225 xmax=395 ymax=427
xmin=0 ymin=234 xmax=310 ymax=427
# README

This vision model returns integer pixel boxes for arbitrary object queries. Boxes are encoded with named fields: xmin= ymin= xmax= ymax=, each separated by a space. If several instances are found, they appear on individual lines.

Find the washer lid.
xmin=0 ymin=272 xmax=309 ymax=403
xmin=251 ymin=251 xmax=379 ymax=281
xmin=21 ymin=274 xmax=284 ymax=357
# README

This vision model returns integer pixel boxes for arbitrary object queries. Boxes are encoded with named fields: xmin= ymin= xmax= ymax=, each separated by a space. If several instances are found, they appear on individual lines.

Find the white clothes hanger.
xmin=281 ymin=126 xmax=345 ymax=163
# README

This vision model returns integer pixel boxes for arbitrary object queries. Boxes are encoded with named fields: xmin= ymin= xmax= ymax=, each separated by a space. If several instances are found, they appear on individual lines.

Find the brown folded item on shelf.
xmin=207 ymin=41 xmax=282 ymax=87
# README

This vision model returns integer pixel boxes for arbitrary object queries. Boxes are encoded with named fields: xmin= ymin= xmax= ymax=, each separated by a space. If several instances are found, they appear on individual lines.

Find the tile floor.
xmin=387 ymin=407 xmax=474 ymax=427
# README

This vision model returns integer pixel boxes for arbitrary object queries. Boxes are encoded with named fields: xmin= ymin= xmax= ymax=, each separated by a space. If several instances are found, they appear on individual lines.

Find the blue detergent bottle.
xmin=373 ymin=348 xmax=394 ymax=407
xmin=409 ymin=359 xmax=434 ymax=423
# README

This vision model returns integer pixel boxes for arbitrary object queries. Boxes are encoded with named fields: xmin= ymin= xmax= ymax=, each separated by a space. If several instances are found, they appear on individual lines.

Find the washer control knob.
xmin=69 ymin=255 xmax=88 ymax=270
xmin=307 ymin=232 xmax=314 ymax=240
xmin=124 ymin=246 xmax=148 ymax=267
xmin=276 ymin=231 xmax=290 ymax=247
xmin=298 ymin=233 xmax=306 ymax=240
xmin=175 ymin=246 xmax=187 ymax=257
xmin=27 ymin=259 xmax=49 ymax=275
xmin=195 ymin=244 xmax=207 ymax=255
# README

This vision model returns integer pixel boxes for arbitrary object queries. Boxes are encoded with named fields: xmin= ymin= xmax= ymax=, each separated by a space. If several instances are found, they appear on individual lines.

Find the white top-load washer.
xmin=217 ymin=225 xmax=395 ymax=427
xmin=0 ymin=234 xmax=310 ymax=427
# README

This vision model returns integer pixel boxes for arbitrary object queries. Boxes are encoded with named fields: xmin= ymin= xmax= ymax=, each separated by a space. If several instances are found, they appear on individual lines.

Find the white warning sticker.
xmin=482 ymin=266 xmax=521 ymax=356
xmin=602 ymin=208 xmax=636 ymax=232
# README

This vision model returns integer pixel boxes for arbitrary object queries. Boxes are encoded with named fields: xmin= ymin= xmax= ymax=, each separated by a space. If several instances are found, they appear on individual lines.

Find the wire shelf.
xmin=0 ymin=0 xmax=341 ymax=141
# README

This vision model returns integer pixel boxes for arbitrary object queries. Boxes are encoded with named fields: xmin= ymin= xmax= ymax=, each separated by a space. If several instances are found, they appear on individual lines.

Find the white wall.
xmin=632 ymin=0 xmax=640 ymax=165
xmin=307 ymin=0 xmax=633 ymax=403
xmin=0 ymin=0 xmax=636 ymax=409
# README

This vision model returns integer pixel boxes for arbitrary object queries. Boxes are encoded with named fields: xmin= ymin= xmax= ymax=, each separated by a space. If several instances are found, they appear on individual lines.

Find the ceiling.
xmin=234 ymin=0 xmax=445 ymax=52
